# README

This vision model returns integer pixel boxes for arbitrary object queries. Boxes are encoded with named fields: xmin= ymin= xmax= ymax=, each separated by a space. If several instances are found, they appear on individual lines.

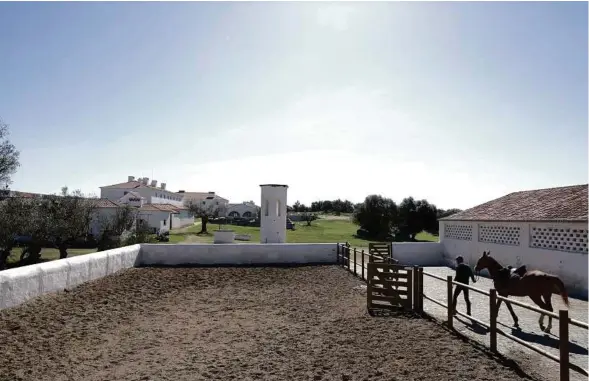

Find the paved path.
xmin=346 ymin=261 xmax=588 ymax=381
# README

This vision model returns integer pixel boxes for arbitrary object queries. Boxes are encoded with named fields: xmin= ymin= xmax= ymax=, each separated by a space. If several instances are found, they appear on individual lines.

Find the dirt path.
xmin=0 ymin=266 xmax=542 ymax=381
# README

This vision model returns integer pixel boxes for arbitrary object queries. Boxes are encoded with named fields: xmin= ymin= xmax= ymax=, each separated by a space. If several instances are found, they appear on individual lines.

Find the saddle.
xmin=498 ymin=265 xmax=527 ymax=282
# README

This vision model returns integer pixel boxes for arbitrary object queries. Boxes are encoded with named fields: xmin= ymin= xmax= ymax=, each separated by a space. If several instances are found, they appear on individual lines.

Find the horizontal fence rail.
xmin=335 ymin=243 xmax=588 ymax=381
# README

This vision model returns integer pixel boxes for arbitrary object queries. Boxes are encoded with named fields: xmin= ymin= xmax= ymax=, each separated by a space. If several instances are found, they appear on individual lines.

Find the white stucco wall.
xmin=440 ymin=220 xmax=589 ymax=297
xmin=139 ymin=243 xmax=336 ymax=266
xmin=0 ymin=245 xmax=141 ymax=310
xmin=89 ymin=208 xmax=119 ymax=237
xmin=171 ymin=212 xmax=195 ymax=229
xmin=391 ymin=242 xmax=444 ymax=266
xmin=227 ymin=203 xmax=259 ymax=218
xmin=260 ymin=185 xmax=288 ymax=243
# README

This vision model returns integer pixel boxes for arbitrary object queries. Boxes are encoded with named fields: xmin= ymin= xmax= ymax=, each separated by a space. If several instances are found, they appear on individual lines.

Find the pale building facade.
xmin=227 ymin=202 xmax=259 ymax=218
xmin=440 ymin=184 xmax=588 ymax=296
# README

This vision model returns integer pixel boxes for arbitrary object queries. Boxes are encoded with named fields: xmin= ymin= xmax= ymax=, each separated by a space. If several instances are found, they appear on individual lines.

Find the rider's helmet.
xmin=455 ymin=255 xmax=464 ymax=264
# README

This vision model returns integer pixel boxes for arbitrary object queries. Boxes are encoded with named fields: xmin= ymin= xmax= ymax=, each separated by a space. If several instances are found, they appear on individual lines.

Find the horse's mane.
xmin=484 ymin=254 xmax=504 ymax=270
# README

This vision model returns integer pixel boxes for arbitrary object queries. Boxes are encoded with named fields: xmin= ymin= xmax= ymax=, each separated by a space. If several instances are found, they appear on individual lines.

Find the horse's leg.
xmin=503 ymin=300 xmax=520 ymax=328
xmin=528 ymin=294 xmax=548 ymax=332
xmin=542 ymin=294 xmax=554 ymax=333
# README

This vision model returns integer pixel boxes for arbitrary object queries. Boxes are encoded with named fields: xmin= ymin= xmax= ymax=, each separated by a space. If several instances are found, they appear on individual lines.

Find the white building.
xmin=260 ymin=184 xmax=288 ymax=243
xmin=177 ymin=190 xmax=229 ymax=215
xmin=227 ymin=202 xmax=259 ymax=218
xmin=99 ymin=176 xmax=194 ymax=231
xmin=439 ymin=184 xmax=588 ymax=295
xmin=100 ymin=176 xmax=184 ymax=207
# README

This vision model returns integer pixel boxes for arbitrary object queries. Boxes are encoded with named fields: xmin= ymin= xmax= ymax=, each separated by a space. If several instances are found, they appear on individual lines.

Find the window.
xmin=216 ymin=201 xmax=219 ymax=205
xmin=202 ymin=201 xmax=206 ymax=205
xmin=444 ymin=224 xmax=473 ymax=241
xmin=264 ymin=199 xmax=269 ymax=216
xmin=277 ymin=200 xmax=281 ymax=216
xmin=530 ymin=226 xmax=588 ymax=254
xmin=163 ymin=219 xmax=167 ymax=226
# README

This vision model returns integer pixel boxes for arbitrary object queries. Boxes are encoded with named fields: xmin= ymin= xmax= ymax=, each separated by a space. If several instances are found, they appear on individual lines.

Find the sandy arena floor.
xmin=0 ymin=265 xmax=543 ymax=381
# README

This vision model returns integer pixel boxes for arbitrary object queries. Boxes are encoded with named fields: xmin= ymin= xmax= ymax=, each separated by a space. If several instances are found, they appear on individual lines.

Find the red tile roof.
xmin=101 ymin=181 xmax=178 ymax=195
xmin=100 ymin=181 xmax=144 ymax=190
xmin=441 ymin=184 xmax=588 ymax=222
xmin=178 ymin=191 xmax=229 ymax=202
xmin=92 ymin=199 xmax=123 ymax=208
xmin=140 ymin=203 xmax=180 ymax=214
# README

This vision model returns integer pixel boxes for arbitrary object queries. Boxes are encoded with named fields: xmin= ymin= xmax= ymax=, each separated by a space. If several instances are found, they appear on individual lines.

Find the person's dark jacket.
xmin=454 ymin=263 xmax=476 ymax=285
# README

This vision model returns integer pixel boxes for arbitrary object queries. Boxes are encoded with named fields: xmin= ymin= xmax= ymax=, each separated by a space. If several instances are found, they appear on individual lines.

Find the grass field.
xmin=7 ymin=247 xmax=97 ymax=267
xmin=169 ymin=217 xmax=439 ymax=247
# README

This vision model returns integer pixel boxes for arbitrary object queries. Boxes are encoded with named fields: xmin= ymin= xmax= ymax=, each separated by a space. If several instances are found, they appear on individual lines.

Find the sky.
xmin=0 ymin=1 xmax=587 ymax=210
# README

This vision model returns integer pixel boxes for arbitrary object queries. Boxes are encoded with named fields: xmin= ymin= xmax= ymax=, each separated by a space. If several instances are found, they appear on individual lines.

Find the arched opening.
xmin=228 ymin=211 xmax=240 ymax=218
xmin=243 ymin=211 xmax=252 ymax=218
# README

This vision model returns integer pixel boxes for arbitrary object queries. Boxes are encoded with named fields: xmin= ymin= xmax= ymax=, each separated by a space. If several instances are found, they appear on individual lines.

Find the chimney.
xmin=178 ymin=190 xmax=185 ymax=193
xmin=128 ymin=176 xmax=135 ymax=182
xmin=142 ymin=178 xmax=149 ymax=185
xmin=151 ymin=179 xmax=157 ymax=187
xmin=160 ymin=183 xmax=166 ymax=190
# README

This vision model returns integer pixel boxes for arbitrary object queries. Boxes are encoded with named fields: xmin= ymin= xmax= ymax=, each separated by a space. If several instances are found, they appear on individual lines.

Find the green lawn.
xmin=7 ymin=247 xmax=97 ymax=267
xmin=169 ymin=218 xmax=439 ymax=247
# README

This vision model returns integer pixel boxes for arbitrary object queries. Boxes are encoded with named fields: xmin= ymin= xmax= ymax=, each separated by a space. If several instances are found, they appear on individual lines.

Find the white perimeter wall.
xmin=140 ymin=243 xmax=336 ymax=266
xmin=0 ymin=243 xmax=337 ymax=310
xmin=0 ymin=245 xmax=141 ymax=310
xmin=441 ymin=220 xmax=589 ymax=297
xmin=392 ymin=242 xmax=444 ymax=266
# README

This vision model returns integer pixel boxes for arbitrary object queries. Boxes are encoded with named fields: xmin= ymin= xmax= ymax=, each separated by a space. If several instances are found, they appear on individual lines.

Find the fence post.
xmin=366 ymin=263 xmax=374 ymax=311
xmin=447 ymin=275 xmax=453 ymax=329
xmin=353 ymin=248 xmax=357 ymax=276
xmin=418 ymin=267 xmax=424 ymax=313
xmin=361 ymin=249 xmax=365 ymax=281
xmin=336 ymin=243 xmax=340 ymax=265
xmin=413 ymin=265 xmax=419 ymax=312
xmin=406 ymin=267 xmax=413 ymax=311
xmin=560 ymin=309 xmax=570 ymax=381
xmin=489 ymin=289 xmax=497 ymax=352
xmin=345 ymin=243 xmax=350 ymax=270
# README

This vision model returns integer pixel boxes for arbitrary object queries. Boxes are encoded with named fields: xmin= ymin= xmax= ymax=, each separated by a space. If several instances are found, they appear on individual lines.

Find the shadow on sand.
xmin=455 ymin=316 xmax=489 ymax=336
xmin=508 ymin=327 xmax=589 ymax=355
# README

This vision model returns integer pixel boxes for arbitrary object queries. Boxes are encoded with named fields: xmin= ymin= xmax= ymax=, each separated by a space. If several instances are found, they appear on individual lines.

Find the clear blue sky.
xmin=0 ymin=2 xmax=586 ymax=209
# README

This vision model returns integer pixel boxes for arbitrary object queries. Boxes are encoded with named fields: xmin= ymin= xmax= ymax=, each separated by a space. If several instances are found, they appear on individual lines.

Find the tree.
xmin=44 ymin=187 xmax=98 ymax=259
xmin=438 ymin=208 xmax=462 ymax=219
xmin=0 ymin=197 xmax=30 ymax=269
xmin=186 ymin=201 xmax=219 ymax=234
xmin=19 ymin=198 xmax=51 ymax=265
xmin=300 ymin=212 xmax=317 ymax=226
xmin=292 ymin=200 xmax=301 ymax=212
xmin=0 ymin=118 xmax=20 ymax=188
xmin=396 ymin=197 xmax=438 ymax=240
xmin=97 ymin=205 xmax=138 ymax=250
xmin=352 ymin=195 xmax=398 ymax=240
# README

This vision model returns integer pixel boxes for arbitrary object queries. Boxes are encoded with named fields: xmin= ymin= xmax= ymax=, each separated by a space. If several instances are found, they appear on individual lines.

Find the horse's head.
xmin=474 ymin=250 xmax=492 ymax=273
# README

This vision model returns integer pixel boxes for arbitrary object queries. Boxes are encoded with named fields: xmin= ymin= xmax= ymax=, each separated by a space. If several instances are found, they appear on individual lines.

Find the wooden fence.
xmin=335 ymin=243 xmax=589 ymax=381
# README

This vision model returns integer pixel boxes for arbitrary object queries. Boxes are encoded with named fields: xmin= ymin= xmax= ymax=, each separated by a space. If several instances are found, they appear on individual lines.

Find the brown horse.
xmin=474 ymin=251 xmax=569 ymax=334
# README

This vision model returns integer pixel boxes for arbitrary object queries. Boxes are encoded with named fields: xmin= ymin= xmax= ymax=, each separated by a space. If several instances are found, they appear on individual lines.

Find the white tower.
xmin=260 ymin=184 xmax=288 ymax=243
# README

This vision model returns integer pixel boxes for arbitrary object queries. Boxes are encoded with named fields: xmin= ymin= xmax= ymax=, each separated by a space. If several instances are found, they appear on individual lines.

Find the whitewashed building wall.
xmin=440 ymin=220 xmax=588 ymax=296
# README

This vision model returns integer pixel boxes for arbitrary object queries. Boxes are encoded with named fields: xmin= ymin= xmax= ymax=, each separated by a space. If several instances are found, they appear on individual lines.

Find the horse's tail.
xmin=553 ymin=277 xmax=570 ymax=307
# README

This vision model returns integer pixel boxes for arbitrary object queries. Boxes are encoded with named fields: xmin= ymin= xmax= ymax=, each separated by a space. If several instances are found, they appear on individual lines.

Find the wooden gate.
xmin=368 ymin=242 xmax=398 ymax=264
xmin=366 ymin=262 xmax=412 ymax=311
